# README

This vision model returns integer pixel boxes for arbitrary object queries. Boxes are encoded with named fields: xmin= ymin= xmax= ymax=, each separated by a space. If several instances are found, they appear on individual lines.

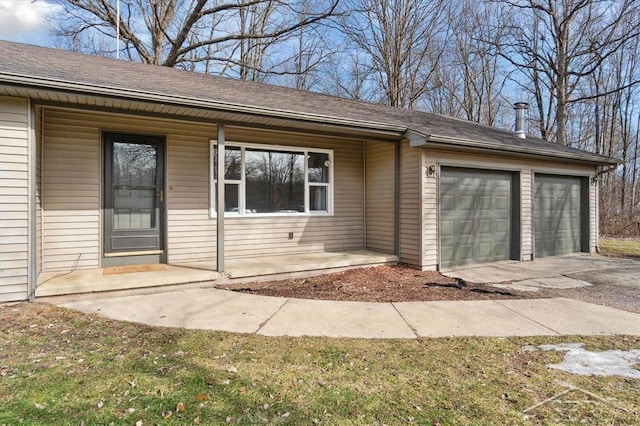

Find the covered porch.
xmin=36 ymin=250 xmax=398 ymax=298
xmin=29 ymin=98 xmax=401 ymax=299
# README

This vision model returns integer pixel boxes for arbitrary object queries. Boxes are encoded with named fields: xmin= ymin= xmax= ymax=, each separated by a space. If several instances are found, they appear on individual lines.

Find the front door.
xmin=103 ymin=133 xmax=165 ymax=265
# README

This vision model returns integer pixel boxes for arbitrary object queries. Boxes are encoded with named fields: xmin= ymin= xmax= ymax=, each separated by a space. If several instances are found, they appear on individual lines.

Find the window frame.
xmin=210 ymin=140 xmax=334 ymax=217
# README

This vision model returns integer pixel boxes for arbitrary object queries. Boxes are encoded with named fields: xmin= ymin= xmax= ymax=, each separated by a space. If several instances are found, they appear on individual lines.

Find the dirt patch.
xmin=217 ymin=265 xmax=533 ymax=302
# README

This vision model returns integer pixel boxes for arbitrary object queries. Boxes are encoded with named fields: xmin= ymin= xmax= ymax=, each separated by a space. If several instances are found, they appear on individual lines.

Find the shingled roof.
xmin=0 ymin=40 xmax=617 ymax=165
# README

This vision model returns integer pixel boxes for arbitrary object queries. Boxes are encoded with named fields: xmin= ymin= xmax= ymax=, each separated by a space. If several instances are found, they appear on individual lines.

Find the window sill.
xmin=209 ymin=211 xmax=333 ymax=219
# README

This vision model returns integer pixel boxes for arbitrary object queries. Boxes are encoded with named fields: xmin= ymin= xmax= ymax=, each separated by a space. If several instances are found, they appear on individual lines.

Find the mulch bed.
xmin=218 ymin=265 xmax=532 ymax=302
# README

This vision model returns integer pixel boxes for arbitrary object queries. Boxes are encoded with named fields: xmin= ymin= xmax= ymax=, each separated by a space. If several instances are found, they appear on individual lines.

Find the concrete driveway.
xmin=442 ymin=254 xmax=639 ymax=291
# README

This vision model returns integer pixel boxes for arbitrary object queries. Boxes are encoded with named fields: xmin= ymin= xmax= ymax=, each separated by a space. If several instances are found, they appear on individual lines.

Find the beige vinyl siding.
xmin=41 ymin=109 xmax=367 ymax=269
xmin=422 ymin=156 xmax=437 ymax=269
xmin=43 ymin=110 xmax=101 ymax=271
xmin=223 ymin=127 xmax=365 ymax=258
xmin=0 ymin=96 xmax=30 ymax=301
xmin=420 ymin=148 xmax=597 ymax=268
xmin=521 ymin=169 xmax=533 ymax=260
xmin=364 ymin=140 xmax=395 ymax=253
xmin=167 ymin=133 xmax=216 ymax=264
xmin=399 ymin=140 xmax=421 ymax=266
xmin=42 ymin=108 xmax=218 ymax=271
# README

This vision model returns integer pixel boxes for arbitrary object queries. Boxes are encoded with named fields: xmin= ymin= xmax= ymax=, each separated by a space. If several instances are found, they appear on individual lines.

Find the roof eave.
xmin=410 ymin=133 xmax=620 ymax=166
xmin=0 ymin=72 xmax=407 ymax=137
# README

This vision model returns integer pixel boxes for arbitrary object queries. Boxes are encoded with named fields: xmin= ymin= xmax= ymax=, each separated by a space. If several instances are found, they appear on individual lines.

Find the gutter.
xmin=594 ymin=164 xmax=619 ymax=181
xmin=0 ymin=72 xmax=406 ymax=135
xmin=408 ymin=133 xmax=620 ymax=166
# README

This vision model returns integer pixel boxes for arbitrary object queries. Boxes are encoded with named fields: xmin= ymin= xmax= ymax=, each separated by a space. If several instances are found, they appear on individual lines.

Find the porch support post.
xmin=28 ymin=99 xmax=37 ymax=301
xmin=216 ymin=123 xmax=225 ymax=272
xmin=394 ymin=140 xmax=401 ymax=257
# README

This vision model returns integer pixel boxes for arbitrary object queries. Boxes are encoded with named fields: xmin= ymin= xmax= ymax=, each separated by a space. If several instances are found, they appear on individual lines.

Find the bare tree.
xmin=53 ymin=0 xmax=339 ymax=77
xmin=427 ymin=0 xmax=509 ymax=126
xmin=494 ymin=0 xmax=640 ymax=145
xmin=340 ymin=0 xmax=450 ymax=108
xmin=322 ymin=47 xmax=377 ymax=101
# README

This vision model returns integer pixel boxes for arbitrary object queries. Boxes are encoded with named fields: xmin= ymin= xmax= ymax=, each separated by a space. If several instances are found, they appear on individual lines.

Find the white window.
xmin=210 ymin=141 xmax=333 ymax=216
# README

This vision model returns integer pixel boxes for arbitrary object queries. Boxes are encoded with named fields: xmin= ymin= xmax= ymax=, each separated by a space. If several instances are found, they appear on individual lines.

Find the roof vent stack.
xmin=513 ymin=102 xmax=528 ymax=139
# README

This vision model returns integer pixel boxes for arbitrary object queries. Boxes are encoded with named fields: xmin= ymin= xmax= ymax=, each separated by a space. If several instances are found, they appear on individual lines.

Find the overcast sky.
xmin=0 ymin=0 xmax=60 ymax=45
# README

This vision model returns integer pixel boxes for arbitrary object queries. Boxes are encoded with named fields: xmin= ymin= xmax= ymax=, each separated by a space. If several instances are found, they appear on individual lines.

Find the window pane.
xmin=225 ymin=183 xmax=239 ymax=212
xmin=213 ymin=146 xmax=241 ymax=180
xmin=245 ymin=149 xmax=304 ymax=213
xmin=309 ymin=186 xmax=328 ymax=212
xmin=308 ymin=152 xmax=329 ymax=183
xmin=213 ymin=183 xmax=240 ymax=212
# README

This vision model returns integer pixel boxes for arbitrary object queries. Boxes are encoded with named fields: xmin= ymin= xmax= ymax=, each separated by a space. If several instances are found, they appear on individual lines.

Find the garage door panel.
xmin=441 ymin=194 xmax=456 ymax=212
xmin=475 ymin=195 xmax=490 ymax=209
xmin=534 ymin=174 xmax=583 ymax=258
xmin=440 ymin=168 xmax=514 ymax=267
xmin=440 ymin=219 xmax=454 ymax=237
xmin=495 ymin=218 xmax=509 ymax=233
xmin=458 ymin=195 xmax=474 ymax=210
xmin=495 ymin=195 xmax=509 ymax=210
xmin=476 ymin=242 xmax=493 ymax=259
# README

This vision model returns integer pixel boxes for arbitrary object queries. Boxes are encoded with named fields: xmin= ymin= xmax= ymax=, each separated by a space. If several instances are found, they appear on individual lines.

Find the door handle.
xmin=156 ymin=190 xmax=164 ymax=202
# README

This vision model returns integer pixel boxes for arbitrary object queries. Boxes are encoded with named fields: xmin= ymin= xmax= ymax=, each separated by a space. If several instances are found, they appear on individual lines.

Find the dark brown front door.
xmin=103 ymin=133 xmax=165 ymax=265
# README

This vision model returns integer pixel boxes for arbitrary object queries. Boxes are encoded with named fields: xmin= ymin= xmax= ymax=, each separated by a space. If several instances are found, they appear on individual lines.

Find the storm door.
xmin=103 ymin=133 xmax=165 ymax=264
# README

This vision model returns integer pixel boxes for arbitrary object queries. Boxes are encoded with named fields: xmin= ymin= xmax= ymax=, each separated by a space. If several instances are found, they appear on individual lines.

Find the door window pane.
xmin=113 ymin=193 xmax=155 ymax=229
xmin=112 ymin=142 xmax=157 ymax=230
xmin=113 ymin=143 xmax=157 ymax=185
xmin=245 ymin=149 xmax=304 ymax=212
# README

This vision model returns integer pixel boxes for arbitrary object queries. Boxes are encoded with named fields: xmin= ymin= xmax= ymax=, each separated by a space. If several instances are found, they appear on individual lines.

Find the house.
xmin=0 ymin=41 xmax=618 ymax=302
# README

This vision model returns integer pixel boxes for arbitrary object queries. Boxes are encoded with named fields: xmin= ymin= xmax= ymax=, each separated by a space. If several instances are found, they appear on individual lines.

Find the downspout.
xmin=593 ymin=164 xmax=617 ymax=254
xmin=28 ymin=99 xmax=37 ymax=301
xmin=216 ymin=123 xmax=225 ymax=273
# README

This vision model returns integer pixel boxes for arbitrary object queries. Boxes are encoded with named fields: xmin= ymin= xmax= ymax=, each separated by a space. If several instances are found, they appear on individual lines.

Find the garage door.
xmin=440 ymin=168 xmax=514 ymax=267
xmin=534 ymin=174 xmax=584 ymax=257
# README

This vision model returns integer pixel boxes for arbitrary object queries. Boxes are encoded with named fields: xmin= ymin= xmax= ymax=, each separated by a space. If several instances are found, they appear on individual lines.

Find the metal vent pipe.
xmin=513 ymin=102 xmax=528 ymax=139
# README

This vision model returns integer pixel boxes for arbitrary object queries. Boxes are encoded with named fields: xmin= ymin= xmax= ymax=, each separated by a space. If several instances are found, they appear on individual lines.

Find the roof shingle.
xmin=0 ymin=40 xmax=617 ymax=165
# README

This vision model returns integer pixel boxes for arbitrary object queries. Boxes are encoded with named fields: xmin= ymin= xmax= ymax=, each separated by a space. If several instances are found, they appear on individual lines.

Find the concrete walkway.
xmin=59 ymin=289 xmax=640 ymax=338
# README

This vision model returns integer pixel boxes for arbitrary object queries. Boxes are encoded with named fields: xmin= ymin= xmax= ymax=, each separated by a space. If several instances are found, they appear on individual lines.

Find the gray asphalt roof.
xmin=0 ymin=40 xmax=618 ymax=165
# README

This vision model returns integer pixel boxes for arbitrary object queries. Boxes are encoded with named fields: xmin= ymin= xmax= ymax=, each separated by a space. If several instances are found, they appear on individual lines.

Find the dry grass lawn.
xmin=599 ymin=237 xmax=640 ymax=259
xmin=1 ymin=302 xmax=639 ymax=425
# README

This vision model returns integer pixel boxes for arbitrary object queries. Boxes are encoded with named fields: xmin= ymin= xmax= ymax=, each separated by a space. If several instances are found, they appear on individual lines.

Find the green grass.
xmin=600 ymin=237 xmax=640 ymax=258
xmin=1 ymin=303 xmax=639 ymax=425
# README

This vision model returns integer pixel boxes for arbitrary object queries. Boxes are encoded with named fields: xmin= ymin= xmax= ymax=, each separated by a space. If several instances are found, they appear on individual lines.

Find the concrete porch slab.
xmin=224 ymin=250 xmax=398 ymax=279
xmin=36 ymin=250 xmax=397 ymax=298
xmin=36 ymin=265 xmax=219 ymax=298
